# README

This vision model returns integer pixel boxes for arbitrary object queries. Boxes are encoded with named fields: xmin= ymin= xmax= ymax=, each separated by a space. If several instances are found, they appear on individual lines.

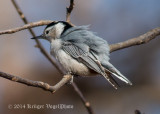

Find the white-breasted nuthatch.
xmin=31 ymin=21 xmax=132 ymax=89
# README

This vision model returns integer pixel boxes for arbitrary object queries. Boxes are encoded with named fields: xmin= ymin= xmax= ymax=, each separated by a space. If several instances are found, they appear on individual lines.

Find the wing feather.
xmin=62 ymin=42 xmax=103 ymax=73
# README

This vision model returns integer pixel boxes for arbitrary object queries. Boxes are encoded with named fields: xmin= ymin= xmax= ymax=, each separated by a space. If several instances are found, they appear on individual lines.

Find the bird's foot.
xmin=66 ymin=72 xmax=74 ymax=84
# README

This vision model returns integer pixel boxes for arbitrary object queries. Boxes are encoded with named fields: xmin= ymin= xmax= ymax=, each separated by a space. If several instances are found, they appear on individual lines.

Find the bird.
xmin=31 ymin=21 xmax=132 ymax=89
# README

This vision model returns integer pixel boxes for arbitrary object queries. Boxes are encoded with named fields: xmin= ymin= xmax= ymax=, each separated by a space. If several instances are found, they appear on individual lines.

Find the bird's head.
xmin=31 ymin=21 xmax=72 ymax=42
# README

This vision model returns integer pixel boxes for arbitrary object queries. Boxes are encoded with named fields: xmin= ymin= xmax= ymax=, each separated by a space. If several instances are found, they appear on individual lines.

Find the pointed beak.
xmin=31 ymin=34 xmax=44 ymax=39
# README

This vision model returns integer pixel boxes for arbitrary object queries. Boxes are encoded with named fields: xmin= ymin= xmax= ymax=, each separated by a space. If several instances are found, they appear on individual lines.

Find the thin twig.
xmin=0 ymin=71 xmax=72 ymax=93
xmin=0 ymin=20 xmax=53 ymax=35
xmin=72 ymin=83 xmax=95 ymax=114
xmin=10 ymin=0 xmax=95 ymax=114
xmin=66 ymin=0 xmax=75 ymax=23
xmin=11 ymin=0 xmax=62 ymax=74
xmin=110 ymin=27 xmax=160 ymax=52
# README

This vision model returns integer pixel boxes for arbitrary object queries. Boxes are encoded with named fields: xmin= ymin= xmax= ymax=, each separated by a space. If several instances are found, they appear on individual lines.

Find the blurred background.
xmin=0 ymin=0 xmax=160 ymax=114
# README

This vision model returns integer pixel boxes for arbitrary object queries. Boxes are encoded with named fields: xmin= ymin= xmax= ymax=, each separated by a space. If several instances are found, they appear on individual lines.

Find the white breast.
xmin=50 ymin=39 xmax=92 ymax=76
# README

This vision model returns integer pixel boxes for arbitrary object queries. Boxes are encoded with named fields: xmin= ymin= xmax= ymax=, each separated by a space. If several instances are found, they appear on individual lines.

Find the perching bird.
xmin=32 ymin=21 xmax=132 ymax=89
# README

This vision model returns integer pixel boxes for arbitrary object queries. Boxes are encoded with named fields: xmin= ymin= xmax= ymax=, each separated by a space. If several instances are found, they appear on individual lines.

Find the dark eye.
xmin=45 ymin=30 xmax=49 ymax=34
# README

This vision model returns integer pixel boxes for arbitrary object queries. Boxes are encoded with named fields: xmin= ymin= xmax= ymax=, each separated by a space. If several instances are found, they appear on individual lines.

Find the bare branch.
xmin=0 ymin=20 xmax=53 ymax=35
xmin=11 ymin=0 xmax=62 ymax=74
xmin=110 ymin=27 xmax=160 ymax=52
xmin=0 ymin=71 xmax=72 ymax=93
xmin=72 ymin=83 xmax=95 ymax=114
xmin=66 ymin=0 xmax=75 ymax=23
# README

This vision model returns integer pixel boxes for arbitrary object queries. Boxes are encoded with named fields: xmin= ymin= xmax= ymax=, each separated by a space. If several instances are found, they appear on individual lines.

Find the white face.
xmin=44 ymin=22 xmax=65 ymax=41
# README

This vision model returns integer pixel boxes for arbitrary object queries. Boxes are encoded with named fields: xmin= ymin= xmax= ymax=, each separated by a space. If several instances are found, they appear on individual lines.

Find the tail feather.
xmin=102 ymin=62 xmax=132 ymax=85
xmin=93 ymin=59 xmax=120 ymax=89
xmin=102 ymin=71 xmax=120 ymax=89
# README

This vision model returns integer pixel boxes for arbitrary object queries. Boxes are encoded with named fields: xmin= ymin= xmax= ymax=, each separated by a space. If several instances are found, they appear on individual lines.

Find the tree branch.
xmin=0 ymin=20 xmax=52 ymax=35
xmin=110 ymin=27 xmax=160 ymax=52
xmin=71 ymin=82 xmax=95 ymax=114
xmin=11 ymin=0 xmax=62 ymax=74
xmin=0 ymin=71 xmax=72 ymax=93
xmin=66 ymin=0 xmax=75 ymax=23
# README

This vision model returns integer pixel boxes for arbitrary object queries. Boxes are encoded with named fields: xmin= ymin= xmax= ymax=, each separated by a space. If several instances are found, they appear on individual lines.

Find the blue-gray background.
xmin=0 ymin=0 xmax=160 ymax=114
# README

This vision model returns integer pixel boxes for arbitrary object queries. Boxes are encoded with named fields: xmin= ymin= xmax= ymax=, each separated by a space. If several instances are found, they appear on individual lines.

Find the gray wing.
xmin=62 ymin=42 xmax=119 ymax=89
xmin=62 ymin=42 xmax=104 ymax=74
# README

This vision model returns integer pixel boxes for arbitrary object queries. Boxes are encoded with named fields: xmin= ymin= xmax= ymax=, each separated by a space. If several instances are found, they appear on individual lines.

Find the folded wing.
xmin=62 ymin=42 xmax=120 ymax=89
